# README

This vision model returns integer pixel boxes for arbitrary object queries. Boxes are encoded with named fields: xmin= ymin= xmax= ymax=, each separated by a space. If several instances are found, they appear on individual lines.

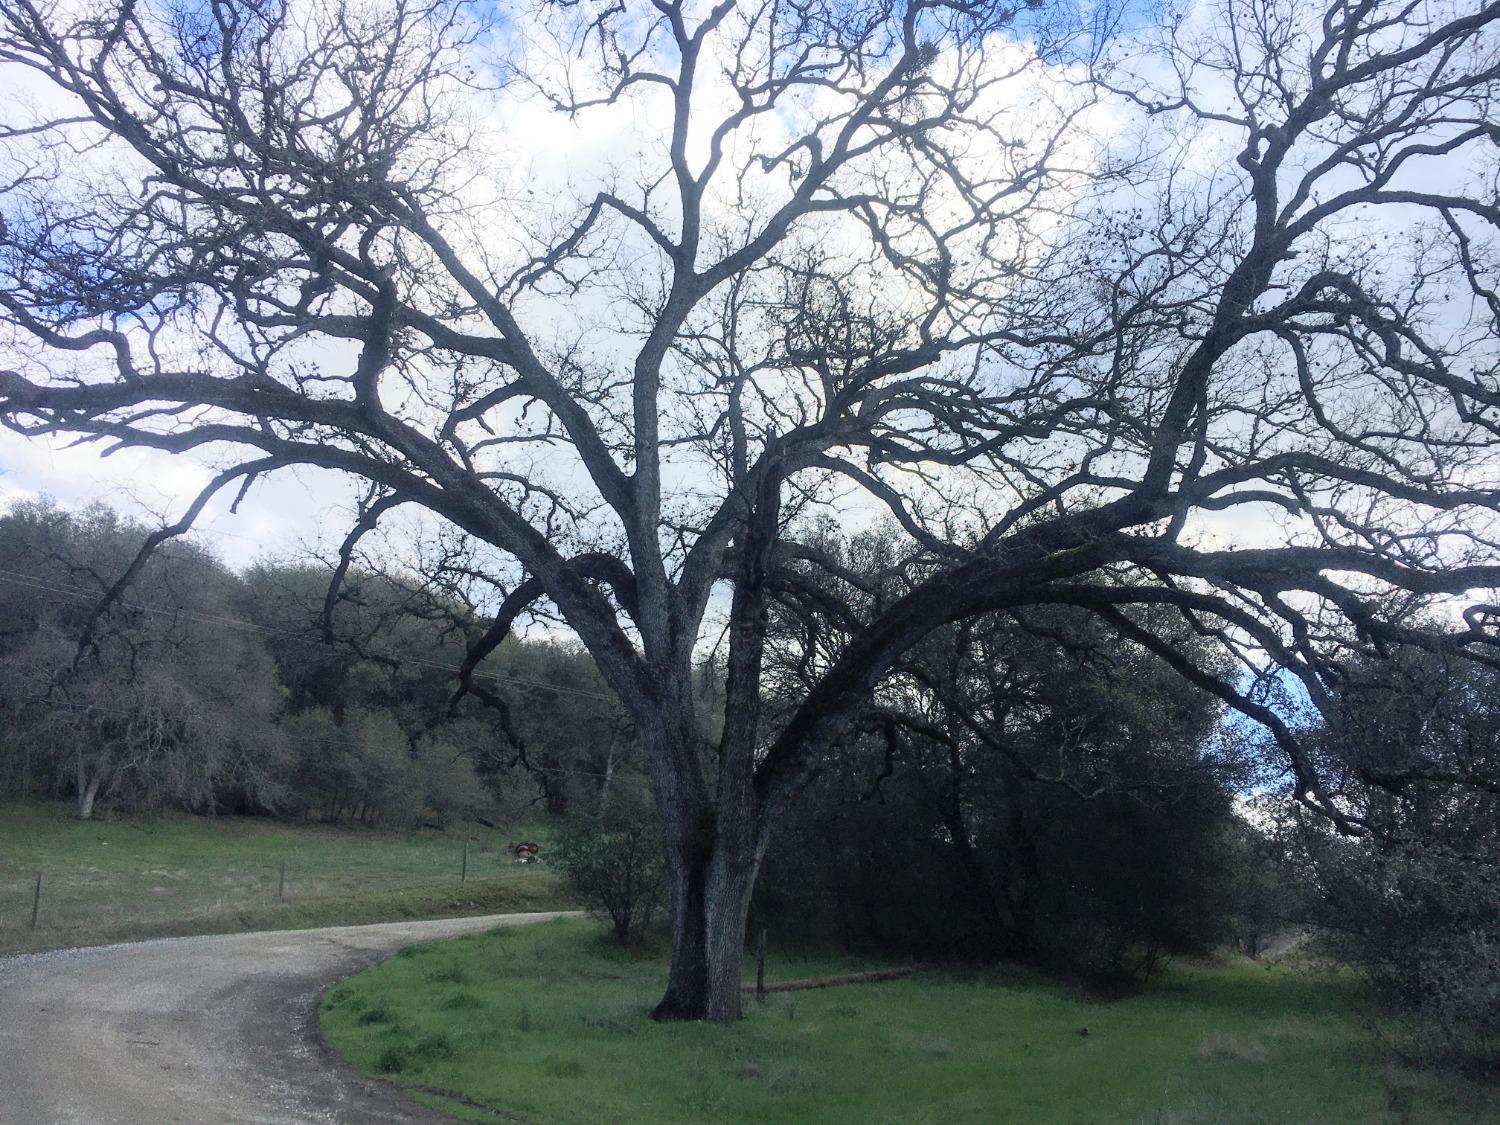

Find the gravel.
xmin=0 ymin=912 xmax=576 ymax=1123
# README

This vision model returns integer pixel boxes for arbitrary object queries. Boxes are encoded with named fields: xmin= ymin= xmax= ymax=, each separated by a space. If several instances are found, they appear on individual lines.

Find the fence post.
xmin=755 ymin=927 xmax=767 ymax=1004
xmin=461 ymin=839 xmax=469 ymax=883
xmin=29 ymin=872 xmax=41 ymax=931
xmin=277 ymin=862 xmax=285 ymax=900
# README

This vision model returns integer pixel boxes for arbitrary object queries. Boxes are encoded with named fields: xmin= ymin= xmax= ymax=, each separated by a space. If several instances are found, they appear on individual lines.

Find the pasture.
xmin=0 ymin=799 xmax=568 ymax=954
xmin=321 ymin=917 xmax=1500 ymax=1124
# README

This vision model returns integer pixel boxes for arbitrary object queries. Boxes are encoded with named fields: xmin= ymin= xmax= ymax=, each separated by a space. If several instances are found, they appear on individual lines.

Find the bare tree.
xmin=2 ymin=0 xmax=1498 ymax=1021
xmin=0 ymin=499 xmax=286 ymax=818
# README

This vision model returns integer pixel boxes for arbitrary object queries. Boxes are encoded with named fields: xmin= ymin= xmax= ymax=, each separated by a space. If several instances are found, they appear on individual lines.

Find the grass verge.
xmin=0 ymin=799 xmax=571 ymax=954
xmin=320 ymin=918 xmax=1500 ymax=1124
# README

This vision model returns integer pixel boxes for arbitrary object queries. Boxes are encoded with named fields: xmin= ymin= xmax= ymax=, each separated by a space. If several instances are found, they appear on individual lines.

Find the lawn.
xmin=321 ymin=918 xmax=1500 ymax=1124
xmin=0 ymin=798 xmax=570 ymax=954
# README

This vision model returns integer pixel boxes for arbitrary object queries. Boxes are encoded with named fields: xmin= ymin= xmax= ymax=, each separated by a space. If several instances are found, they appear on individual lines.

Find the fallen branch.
xmin=741 ymin=967 xmax=916 ymax=994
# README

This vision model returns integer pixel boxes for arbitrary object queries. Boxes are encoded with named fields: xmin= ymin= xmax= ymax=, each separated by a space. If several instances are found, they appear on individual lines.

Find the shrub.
xmin=1271 ymin=651 xmax=1500 ymax=1071
xmin=756 ymin=763 xmax=1242 ymax=989
xmin=1282 ymin=801 xmax=1500 ymax=1070
xmin=552 ymin=790 xmax=665 ymax=946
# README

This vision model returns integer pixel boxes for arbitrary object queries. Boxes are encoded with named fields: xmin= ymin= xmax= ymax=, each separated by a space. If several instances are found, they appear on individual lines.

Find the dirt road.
xmin=0 ymin=912 xmax=575 ymax=1124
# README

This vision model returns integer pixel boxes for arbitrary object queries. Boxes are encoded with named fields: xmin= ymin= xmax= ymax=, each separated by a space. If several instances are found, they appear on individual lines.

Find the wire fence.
xmin=0 ymin=834 xmax=558 ymax=953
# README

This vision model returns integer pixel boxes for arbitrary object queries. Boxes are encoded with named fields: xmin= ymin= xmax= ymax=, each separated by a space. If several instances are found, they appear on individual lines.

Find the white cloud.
xmin=0 ymin=429 xmax=358 ymax=569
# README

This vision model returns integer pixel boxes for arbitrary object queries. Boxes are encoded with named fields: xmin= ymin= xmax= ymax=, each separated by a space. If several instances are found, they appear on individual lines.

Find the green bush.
xmin=1271 ymin=652 xmax=1500 ymax=1072
xmin=552 ymin=791 xmax=664 ymax=946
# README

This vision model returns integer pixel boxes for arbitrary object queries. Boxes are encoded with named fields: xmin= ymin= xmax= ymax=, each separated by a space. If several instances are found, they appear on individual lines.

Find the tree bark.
xmin=77 ymin=772 xmax=101 ymax=821
xmin=644 ymin=701 xmax=764 ymax=1023
xmin=651 ymin=474 xmax=779 ymax=1023
xmin=703 ymin=844 xmax=759 ymax=1022
xmin=651 ymin=826 xmax=761 ymax=1022
xmin=75 ymin=748 xmax=106 ymax=821
xmin=652 ymin=824 xmax=711 ymax=1020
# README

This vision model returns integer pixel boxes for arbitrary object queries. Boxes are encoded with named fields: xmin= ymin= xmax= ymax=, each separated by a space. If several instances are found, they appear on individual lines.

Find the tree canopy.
xmin=2 ymin=0 xmax=1498 ymax=1020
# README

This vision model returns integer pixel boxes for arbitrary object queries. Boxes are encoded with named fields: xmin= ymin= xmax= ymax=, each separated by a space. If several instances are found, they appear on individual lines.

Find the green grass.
xmin=0 ymin=798 xmax=571 ymax=954
xmin=321 ymin=918 xmax=1500 ymax=1124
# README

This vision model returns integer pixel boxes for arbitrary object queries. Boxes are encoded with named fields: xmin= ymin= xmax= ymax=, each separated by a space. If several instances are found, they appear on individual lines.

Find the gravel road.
xmin=0 ymin=912 xmax=576 ymax=1124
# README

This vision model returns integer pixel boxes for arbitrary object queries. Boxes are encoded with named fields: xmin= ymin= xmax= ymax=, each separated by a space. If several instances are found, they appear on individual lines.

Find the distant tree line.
xmin=0 ymin=497 xmax=628 ymax=824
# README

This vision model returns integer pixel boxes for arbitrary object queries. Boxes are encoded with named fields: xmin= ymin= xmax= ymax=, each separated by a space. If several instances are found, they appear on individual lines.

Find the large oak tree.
xmin=2 ymin=0 xmax=1499 ymax=1020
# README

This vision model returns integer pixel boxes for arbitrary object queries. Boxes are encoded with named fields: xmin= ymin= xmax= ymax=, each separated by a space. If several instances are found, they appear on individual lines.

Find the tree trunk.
xmin=77 ymin=773 xmax=101 ymax=821
xmin=651 ymin=837 xmax=711 ymax=1021
xmin=651 ymin=834 xmax=760 ymax=1023
xmin=938 ymin=797 xmax=1016 ymax=956
xmin=703 ymin=845 xmax=758 ymax=1022
xmin=599 ymin=724 xmax=620 ymax=811
xmin=641 ymin=605 xmax=768 ymax=1024
xmin=75 ymin=750 xmax=105 ymax=820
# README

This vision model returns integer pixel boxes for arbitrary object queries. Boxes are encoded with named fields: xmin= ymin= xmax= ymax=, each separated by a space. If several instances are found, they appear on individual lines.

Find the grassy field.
xmin=0 ymin=799 xmax=571 ymax=955
xmin=321 ymin=918 xmax=1500 ymax=1124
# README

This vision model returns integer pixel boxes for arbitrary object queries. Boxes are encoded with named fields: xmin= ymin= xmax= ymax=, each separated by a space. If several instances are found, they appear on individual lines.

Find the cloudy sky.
xmin=0 ymin=3 xmax=1081 ymax=571
xmin=0 ymin=0 xmax=1488 ymax=598
xmin=0 ymin=428 xmax=356 ymax=568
